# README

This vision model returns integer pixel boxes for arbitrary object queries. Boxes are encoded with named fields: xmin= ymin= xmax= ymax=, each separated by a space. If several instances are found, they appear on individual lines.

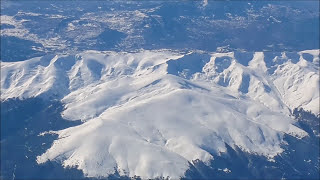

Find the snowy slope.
xmin=1 ymin=49 xmax=318 ymax=179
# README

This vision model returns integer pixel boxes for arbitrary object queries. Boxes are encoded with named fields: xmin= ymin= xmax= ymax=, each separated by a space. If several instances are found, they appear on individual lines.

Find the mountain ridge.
xmin=1 ymin=49 xmax=319 ymax=179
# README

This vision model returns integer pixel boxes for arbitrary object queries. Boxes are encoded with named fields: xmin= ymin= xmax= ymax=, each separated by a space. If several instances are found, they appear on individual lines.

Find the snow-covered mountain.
xmin=1 ymin=49 xmax=318 ymax=179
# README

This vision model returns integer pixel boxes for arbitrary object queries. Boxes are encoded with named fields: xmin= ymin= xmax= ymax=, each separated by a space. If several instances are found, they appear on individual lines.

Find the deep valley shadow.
xmin=1 ymin=98 xmax=85 ymax=179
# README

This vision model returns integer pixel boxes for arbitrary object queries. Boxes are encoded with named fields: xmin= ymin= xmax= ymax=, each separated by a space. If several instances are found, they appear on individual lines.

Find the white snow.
xmin=1 ymin=49 xmax=318 ymax=179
